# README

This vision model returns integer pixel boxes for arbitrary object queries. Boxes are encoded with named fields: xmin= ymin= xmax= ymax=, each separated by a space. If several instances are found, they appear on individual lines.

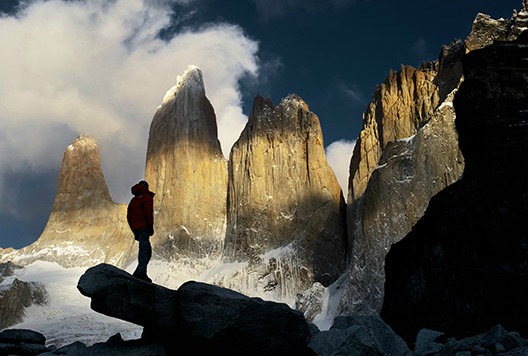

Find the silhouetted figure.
xmin=127 ymin=180 xmax=155 ymax=283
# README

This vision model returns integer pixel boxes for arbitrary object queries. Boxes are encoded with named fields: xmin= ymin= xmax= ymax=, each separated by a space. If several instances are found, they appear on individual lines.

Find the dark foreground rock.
xmin=77 ymin=263 xmax=314 ymax=355
xmin=308 ymin=315 xmax=412 ymax=355
xmin=3 ymin=262 xmax=528 ymax=355
xmin=0 ymin=329 xmax=48 ymax=355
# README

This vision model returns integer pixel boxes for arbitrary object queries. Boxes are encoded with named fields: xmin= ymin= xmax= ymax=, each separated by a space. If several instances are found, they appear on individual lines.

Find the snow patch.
xmin=312 ymin=273 xmax=347 ymax=331
xmin=8 ymin=261 xmax=142 ymax=348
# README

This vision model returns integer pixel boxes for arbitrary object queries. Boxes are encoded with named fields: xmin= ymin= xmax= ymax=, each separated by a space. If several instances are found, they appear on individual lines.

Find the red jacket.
xmin=127 ymin=183 xmax=155 ymax=232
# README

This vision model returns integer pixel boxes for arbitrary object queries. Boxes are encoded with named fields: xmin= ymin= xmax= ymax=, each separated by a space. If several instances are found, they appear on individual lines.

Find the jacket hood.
xmin=131 ymin=183 xmax=154 ymax=196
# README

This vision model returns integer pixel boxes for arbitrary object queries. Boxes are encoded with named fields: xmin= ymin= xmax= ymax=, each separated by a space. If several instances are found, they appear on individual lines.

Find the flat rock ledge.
xmin=77 ymin=263 xmax=313 ymax=355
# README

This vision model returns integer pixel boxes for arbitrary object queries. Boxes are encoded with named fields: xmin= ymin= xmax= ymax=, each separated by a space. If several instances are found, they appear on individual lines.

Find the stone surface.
xmin=341 ymin=40 xmax=465 ymax=315
xmin=0 ymin=329 xmax=48 ymax=355
xmin=0 ymin=135 xmax=134 ymax=268
xmin=145 ymin=65 xmax=228 ymax=263
xmin=77 ymin=263 xmax=179 ymax=330
xmin=77 ymin=263 xmax=314 ymax=355
xmin=0 ymin=273 xmax=47 ymax=329
xmin=413 ymin=325 xmax=528 ymax=356
xmin=347 ymin=63 xmax=441 ymax=213
xmin=222 ymin=94 xmax=346 ymax=297
xmin=381 ymin=30 xmax=528 ymax=344
xmin=308 ymin=315 xmax=412 ymax=356
xmin=464 ymin=3 xmax=528 ymax=53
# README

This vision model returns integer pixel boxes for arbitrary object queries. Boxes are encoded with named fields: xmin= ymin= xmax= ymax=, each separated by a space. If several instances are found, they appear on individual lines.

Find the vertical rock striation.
xmin=381 ymin=29 xmax=528 ymax=344
xmin=220 ymin=94 xmax=346 ymax=302
xmin=340 ymin=1 xmax=528 ymax=317
xmin=2 ymin=135 xmax=134 ymax=268
xmin=145 ymin=65 xmax=228 ymax=263
xmin=340 ymin=40 xmax=466 ymax=314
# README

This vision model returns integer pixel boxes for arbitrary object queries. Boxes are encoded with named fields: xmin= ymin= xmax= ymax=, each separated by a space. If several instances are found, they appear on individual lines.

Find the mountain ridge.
xmin=1 ymin=2 xmax=527 ymax=350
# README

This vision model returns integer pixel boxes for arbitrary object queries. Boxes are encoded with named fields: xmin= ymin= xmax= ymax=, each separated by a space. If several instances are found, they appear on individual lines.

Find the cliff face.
xmin=464 ymin=0 xmax=528 ymax=52
xmin=340 ymin=4 xmax=528 ymax=315
xmin=347 ymin=64 xmax=441 ymax=210
xmin=381 ymin=30 xmax=528 ymax=344
xmin=340 ymin=38 xmax=466 ymax=314
xmin=1 ymin=135 xmax=134 ymax=268
xmin=217 ymin=94 xmax=347 ymax=300
xmin=145 ymin=65 xmax=228 ymax=263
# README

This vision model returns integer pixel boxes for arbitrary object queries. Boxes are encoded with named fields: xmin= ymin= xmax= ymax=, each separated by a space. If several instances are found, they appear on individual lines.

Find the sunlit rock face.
xmin=341 ymin=41 xmax=466 ymax=314
xmin=347 ymin=64 xmax=441 ymax=212
xmin=218 ymin=94 xmax=347 ymax=303
xmin=1 ymin=135 xmax=134 ymax=268
xmin=464 ymin=0 xmax=528 ymax=52
xmin=340 ymin=2 xmax=528 ymax=316
xmin=381 ymin=28 xmax=528 ymax=344
xmin=145 ymin=65 xmax=228 ymax=264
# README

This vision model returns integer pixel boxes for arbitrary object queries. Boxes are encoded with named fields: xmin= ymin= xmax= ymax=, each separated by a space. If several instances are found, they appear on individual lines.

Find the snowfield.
xmin=2 ymin=258 xmax=340 ymax=348
xmin=3 ymin=261 xmax=142 ymax=348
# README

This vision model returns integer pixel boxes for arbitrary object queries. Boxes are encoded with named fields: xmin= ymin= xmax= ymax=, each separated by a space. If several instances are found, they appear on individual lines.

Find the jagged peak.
xmin=281 ymin=93 xmax=309 ymax=110
xmin=55 ymin=134 xmax=112 ymax=207
xmin=67 ymin=134 xmax=97 ymax=152
xmin=161 ymin=64 xmax=205 ymax=106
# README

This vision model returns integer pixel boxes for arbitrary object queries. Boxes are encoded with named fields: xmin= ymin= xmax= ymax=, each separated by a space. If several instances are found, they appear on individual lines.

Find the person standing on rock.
xmin=127 ymin=180 xmax=155 ymax=283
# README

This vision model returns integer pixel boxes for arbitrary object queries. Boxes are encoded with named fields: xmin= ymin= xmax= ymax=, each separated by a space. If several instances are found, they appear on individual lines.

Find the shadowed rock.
xmin=381 ymin=28 xmax=528 ymax=344
xmin=77 ymin=263 xmax=314 ymax=355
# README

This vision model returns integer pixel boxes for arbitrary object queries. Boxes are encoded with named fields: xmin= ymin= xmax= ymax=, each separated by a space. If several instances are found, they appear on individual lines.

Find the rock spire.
xmin=145 ymin=65 xmax=228 ymax=263
xmin=1 ymin=135 xmax=134 ymax=268
xmin=220 ymin=94 xmax=347 ymax=301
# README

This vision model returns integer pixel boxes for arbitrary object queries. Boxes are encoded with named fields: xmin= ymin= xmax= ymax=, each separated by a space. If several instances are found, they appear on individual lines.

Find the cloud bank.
xmin=0 ymin=0 xmax=355 ymax=248
xmin=0 ymin=0 xmax=259 ymax=206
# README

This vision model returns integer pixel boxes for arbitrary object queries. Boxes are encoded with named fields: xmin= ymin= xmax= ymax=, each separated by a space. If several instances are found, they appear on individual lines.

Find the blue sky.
xmin=0 ymin=0 xmax=522 ymax=249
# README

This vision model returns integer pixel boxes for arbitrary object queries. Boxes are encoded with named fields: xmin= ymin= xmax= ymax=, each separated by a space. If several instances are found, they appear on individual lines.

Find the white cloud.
xmin=325 ymin=139 xmax=355 ymax=200
xmin=0 ymin=0 xmax=259 ymax=205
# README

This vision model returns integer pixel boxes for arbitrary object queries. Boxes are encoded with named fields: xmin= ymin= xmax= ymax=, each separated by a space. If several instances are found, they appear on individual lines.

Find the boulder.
xmin=413 ymin=325 xmax=528 ymax=356
xmin=77 ymin=263 xmax=179 ymax=330
xmin=0 ymin=329 xmax=48 ymax=355
xmin=77 ymin=263 xmax=314 ymax=355
xmin=308 ymin=315 xmax=412 ymax=356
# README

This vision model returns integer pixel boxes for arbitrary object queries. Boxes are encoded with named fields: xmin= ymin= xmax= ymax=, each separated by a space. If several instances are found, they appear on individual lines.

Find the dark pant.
xmin=133 ymin=228 xmax=151 ymax=275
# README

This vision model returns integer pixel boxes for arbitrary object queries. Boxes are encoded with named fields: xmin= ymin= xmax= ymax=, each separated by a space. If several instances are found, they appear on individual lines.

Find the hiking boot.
xmin=133 ymin=271 xmax=152 ymax=283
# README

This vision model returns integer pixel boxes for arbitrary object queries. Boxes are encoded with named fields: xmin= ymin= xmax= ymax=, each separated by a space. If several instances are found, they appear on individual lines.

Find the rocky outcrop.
xmin=413 ymin=325 xmax=528 ymax=356
xmin=0 ymin=329 xmax=48 ymax=355
xmin=220 ymin=94 xmax=347 ymax=301
xmin=0 ymin=278 xmax=47 ymax=329
xmin=381 ymin=31 xmax=528 ymax=343
xmin=341 ymin=40 xmax=465 ymax=314
xmin=77 ymin=263 xmax=314 ymax=355
xmin=341 ymin=3 xmax=528 ymax=315
xmin=0 ymin=136 xmax=133 ymax=268
xmin=145 ymin=65 xmax=228 ymax=264
xmin=347 ymin=63 xmax=441 ymax=212
xmin=308 ymin=315 xmax=412 ymax=355
xmin=51 ymin=264 xmax=528 ymax=355
xmin=464 ymin=1 xmax=528 ymax=53
xmin=0 ymin=262 xmax=47 ymax=329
